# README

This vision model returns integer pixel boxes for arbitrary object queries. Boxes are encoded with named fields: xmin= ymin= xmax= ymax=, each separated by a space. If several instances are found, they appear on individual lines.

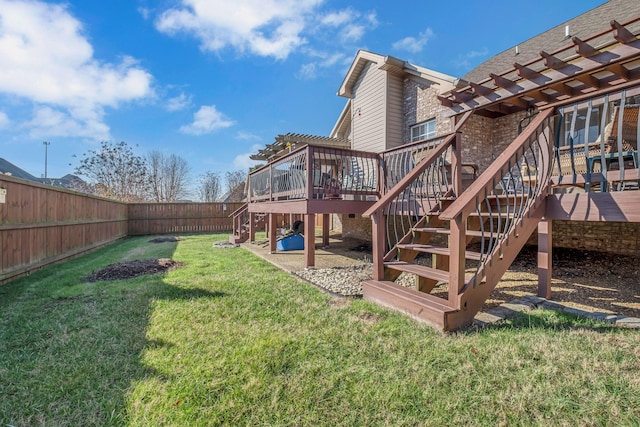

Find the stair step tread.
xmin=412 ymin=227 xmax=504 ymax=239
xmin=469 ymin=211 xmax=518 ymax=218
xmin=412 ymin=227 xmax=451 ymax=234
xmin=395 ymin=244 xmax=482 ymax=260
xmin=384 ymin=261 xmax=450 ymax=282
xmin=363 ymin=280 xmax=456 ymax=313
xmin=465 ymin=229 xmax=504 ymax=238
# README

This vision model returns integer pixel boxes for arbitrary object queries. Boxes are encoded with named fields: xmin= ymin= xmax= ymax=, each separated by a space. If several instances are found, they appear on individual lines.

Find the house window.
xmin=560 ymin=107 xmax=601 ymax=147
xmin=410 ymin=119 xmax=436 ymax=142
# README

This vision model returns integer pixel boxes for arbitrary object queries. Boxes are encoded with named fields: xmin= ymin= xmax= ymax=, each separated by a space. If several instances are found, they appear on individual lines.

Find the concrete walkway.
xmin=240 ymin=234 xmax=368 ymax=273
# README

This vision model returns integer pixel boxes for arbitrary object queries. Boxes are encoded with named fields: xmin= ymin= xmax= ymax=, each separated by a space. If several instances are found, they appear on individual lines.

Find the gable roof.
xmin=338 ymin=49 xmax=457 ymax=98
xmin=0 ymin=157 xmax=87 ymax=190
xmin=462 ymin=0 xmax=640 ymax=84
xmin=0 ymin=157 xmax=39 ymax=180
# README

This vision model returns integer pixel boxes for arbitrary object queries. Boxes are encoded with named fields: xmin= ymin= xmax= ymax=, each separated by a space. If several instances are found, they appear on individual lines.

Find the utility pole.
xmin=43 ymin=141 xmax=51 ymax=178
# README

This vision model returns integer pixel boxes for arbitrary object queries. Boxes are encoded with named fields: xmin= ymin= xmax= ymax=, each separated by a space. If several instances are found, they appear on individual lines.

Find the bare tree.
xmin=74 ymin=141 xmax=149 ymax=202
xmin=225 ymin=170 xmax=246 ymax=202
xmin=147 ymin=151 xmax=191 ymax=202
xmin=197 ymin=171 xmax=222 ymax=202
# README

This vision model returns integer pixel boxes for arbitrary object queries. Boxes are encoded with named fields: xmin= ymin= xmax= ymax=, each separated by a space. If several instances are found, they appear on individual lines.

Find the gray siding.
xmin=385 ymin=73 xmax=404 ymax=150
xmin=351 ymin=62 xmax=387 ymax=153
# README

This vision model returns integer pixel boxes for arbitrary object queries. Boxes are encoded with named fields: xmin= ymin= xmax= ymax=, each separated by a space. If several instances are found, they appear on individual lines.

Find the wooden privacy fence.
xmin=128 ymin=202 xmax=244 ymax=235
xmin=0 ymin=175 xmax=127 ymax=283
xmin=0 ymin=175 xmax=243 ymax=283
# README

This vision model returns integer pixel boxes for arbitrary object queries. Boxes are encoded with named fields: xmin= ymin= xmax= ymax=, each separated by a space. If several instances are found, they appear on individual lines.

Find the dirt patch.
xmin=358 ymin=312 xmax=385 ymax=323
xmin=148 ymin=236 xmax=181 ymax=243
xmin=213 ymin=241 xmax=239 ymax=248
xmin=85 ymin=258 xmax=184 ymax=282
xmin=488 ymin=245 xmax=640 ymax=317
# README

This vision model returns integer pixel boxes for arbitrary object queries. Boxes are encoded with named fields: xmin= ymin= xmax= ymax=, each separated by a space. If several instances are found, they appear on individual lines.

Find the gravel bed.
xmin=294 ymin=263 xmax=420 ymax=296
xmin=292 ymin=246 xmax=640 ymax=318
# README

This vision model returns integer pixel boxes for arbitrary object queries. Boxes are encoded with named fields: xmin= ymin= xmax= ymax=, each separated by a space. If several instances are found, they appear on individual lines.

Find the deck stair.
xmin=363 ymin=109 xmax=555 ymax=330
xmin=229 ymin=204 xmax=266 ymax=244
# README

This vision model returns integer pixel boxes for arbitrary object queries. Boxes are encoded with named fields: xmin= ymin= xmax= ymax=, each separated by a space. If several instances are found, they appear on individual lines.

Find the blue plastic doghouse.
xmin=276 ymin=233 xmax=304 ymax=251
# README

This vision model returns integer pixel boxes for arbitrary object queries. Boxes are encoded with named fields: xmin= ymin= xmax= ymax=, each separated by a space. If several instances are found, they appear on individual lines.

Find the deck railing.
xmin=248 ymin=144 xmax=380 ymax=202
xmin=552 ymin=86 xmax=640 ymax=191
xmin=381 ymin=133 xmax=454 ymax=190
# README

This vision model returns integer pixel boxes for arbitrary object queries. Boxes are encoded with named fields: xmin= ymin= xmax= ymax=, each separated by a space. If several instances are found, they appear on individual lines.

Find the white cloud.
xmin=155 ymin=2 xmax=377 ymax=62
xmin=0 ymin=0 xmax=154 ymax=139
xmin=392 ymin=28 xmax=434 ymax=54
xmin=138 ymin=7 xmax=150 ymax=20
xmin=233 ymin=143 xmax=263 ymax=170
xmin=155 ymin=0 xmax=323 ymax=60
xmin=296 ymin=63 xmax=317 ymax=80
xmin=321 ymin=10 xmax=351 ymax=27
xmin=24 ymin=106 xmax=110 ymax=139
xmin=0 ymin=111 xmax=9 ymax=129
xmin=453 ymin=47 xmax=489 ymax=70
xmin=180 ymin=105 xmax=234 ymax=135
xmin=166 ymin=93 xmax=192 ymax=111
xmin=319 ymin=8 xmax=376 ymax=44
xmin=236 ymin=131 xmax=261 ymax=141
xmin=296 ymin=51 xmax=346 ymax=80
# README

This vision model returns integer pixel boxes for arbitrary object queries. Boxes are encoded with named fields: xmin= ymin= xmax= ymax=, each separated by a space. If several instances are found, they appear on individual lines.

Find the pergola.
xmin=250 ymin=133 xmax=349 ymax=162
xmin=438 ymin=17 xmax=640 ymax=117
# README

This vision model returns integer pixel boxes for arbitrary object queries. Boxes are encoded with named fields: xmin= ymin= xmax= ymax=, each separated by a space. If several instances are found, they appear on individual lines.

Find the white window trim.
xmin=410 ymin=118 xmax=436 ymax=143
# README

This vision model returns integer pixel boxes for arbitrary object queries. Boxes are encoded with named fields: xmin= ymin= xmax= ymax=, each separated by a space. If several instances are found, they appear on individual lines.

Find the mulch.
xmin=85 ymin=258 xmax=184 ymax=282
xmin=148 ymin=236 xmax=181 ymax=243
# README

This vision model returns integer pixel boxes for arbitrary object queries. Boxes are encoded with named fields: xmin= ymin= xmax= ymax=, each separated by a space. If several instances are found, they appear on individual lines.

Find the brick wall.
xmin=402 ymin=77 xmax=453 ymax=144
xmin=340 ymin=214 xmax=372 ymax=241
xmin=550 ymin=221 xmax=640 ymax=256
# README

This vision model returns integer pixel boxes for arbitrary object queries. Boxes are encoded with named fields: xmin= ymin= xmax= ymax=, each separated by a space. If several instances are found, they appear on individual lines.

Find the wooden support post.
xmin=322 ymin=214 xmax=330 ymax=247
xmin=537 ymin=220 xmax=553 ymax=299
xmin=304 ymin=213 xmax=315 ymax=268
xmin=269 ymin=213 xmax=277 ymax=254
xmin=265 ymin=214 xmax=269 ymax=238
xmin=249 ymin=212 xmax=256 ymax=243
xmin=371 ymin=212 xmax=385 ymax=281
xmin=448 ymin=216 xmax=466 ymax=308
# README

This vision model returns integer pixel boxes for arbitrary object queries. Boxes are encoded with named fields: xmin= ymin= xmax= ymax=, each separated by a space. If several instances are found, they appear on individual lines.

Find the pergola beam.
xmin=611 ymin=20 xmax=636 ymax=44
xmin=609 ymin=63 xmax=631 ymax=81
xmin=437 ymin=95 xmax=458 ymax=108
xmin=540 ymin=50 xmax=569 ymax=70
xmin=573 ymin=36 xmax=599 ymax=58
xmin=490 ymin=73 xmax=516 ymax=89
xmin=470 ymin=82 xmax=493 ymax=97
xmin=514 ymin=62 xmax=544 ymax=81
xmin=572 ymin=73 xmax=602 ymax=89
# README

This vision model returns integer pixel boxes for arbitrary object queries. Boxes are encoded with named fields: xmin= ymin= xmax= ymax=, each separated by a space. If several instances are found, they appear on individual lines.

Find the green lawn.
xmin=1 ymin=234 xmax=639 ymax=426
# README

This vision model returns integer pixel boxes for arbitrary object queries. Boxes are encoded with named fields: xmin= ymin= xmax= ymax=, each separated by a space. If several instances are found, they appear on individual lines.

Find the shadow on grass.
xmin=464 ymin=308 xmax=621 ymax=336
xmin=0 ymin=236 xmax=224 ymax=425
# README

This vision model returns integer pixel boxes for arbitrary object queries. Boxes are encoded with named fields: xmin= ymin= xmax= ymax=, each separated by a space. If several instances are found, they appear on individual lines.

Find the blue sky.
xmin=0 ymin=0 xmax=605 ymax=190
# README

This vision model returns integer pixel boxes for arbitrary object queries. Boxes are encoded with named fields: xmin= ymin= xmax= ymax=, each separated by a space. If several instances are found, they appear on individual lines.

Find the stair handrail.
xmin=440 ymin=109 xmax=555 ymax=221
xmin=362 ymin=133 xmax=457 ymax=218
xmin=364 ymin=111 xmax=472 ymax=218
xmin=229 ymin=202 xmax=249 ymax=238
xmin=229 ymin=202 xmax=248 ymax=218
